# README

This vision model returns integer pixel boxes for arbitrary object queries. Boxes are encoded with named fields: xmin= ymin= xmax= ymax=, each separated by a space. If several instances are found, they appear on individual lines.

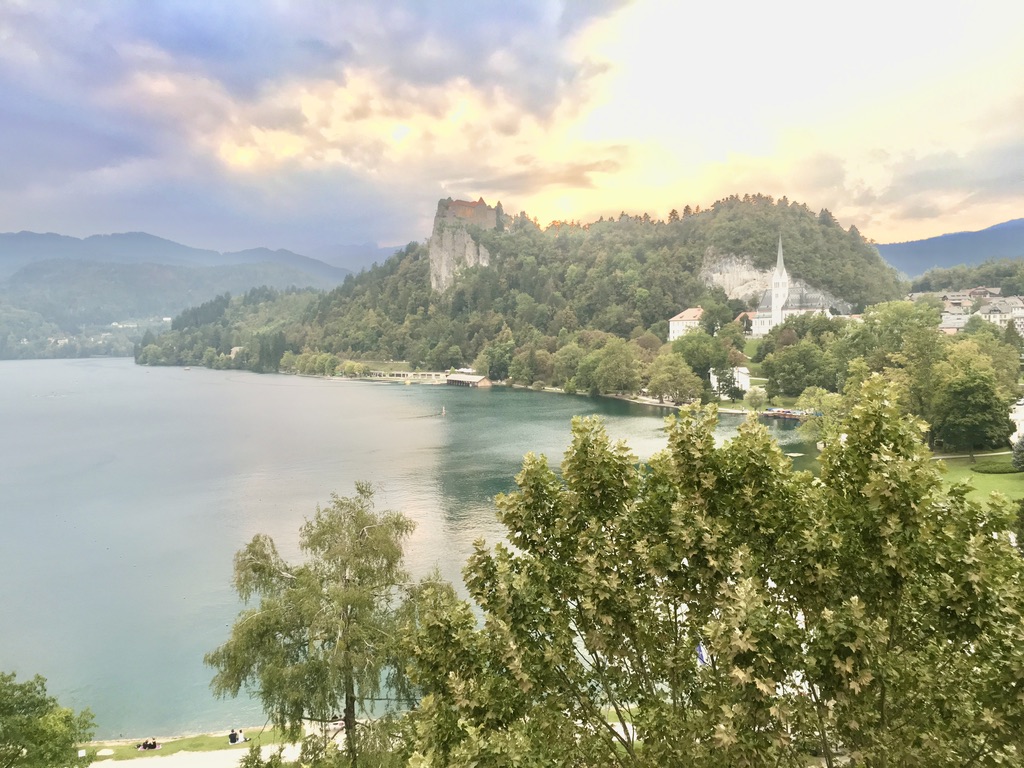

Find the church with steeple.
xmin=750 ymin=236 xmax=832 ymax=336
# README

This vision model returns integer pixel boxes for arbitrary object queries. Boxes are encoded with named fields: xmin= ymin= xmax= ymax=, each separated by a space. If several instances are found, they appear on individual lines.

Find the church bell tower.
xmin=771 ymin=235 xmax=789 ymax=329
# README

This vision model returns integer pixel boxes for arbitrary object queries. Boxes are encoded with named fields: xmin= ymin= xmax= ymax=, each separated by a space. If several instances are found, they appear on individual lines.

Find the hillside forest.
xmin=136 ymin=195 xmax=1022 ymax=453
xmin=137 ymin=195 xmax=899 ymax=371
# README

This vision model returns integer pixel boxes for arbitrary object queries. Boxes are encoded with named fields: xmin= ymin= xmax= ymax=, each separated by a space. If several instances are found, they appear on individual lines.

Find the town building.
xmin=446 ymin=373 xmax=491 ymax=387
xmin=976 ymin=297 xmax=1024 ymax=328
xmin=668 ymin=307 xmax=704 ymax=341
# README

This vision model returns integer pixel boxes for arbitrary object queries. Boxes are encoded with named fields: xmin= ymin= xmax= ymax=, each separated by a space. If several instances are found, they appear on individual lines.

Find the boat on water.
xmin=761 ymin=408 xmax=804 ymax=420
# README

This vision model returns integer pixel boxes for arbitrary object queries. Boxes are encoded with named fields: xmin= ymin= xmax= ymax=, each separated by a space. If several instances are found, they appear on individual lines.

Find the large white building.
xmin=750 ymin=237 xmax=831 ymax=337
xmin=668 ymin=307 xmax=704 ymax=341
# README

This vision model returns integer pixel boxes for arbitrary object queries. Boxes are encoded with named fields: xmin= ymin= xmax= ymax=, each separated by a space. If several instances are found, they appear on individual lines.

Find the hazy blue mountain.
xmin=877 ymin=219 xmax=1024 ymax=277
xmin=305 ymin=242 xmax=402 ymax=272
xmin=0 ymin=230 xmax=353 ymax=358
xmin=0 ymin=231 xmax=351 ymax=281
xmin=1 ymin=259 xmax=341 ymax=328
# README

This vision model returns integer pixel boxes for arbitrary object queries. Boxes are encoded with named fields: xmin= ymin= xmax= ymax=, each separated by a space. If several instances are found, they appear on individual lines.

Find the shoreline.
xmin=90 ymin=726 xmax=271 ymax=747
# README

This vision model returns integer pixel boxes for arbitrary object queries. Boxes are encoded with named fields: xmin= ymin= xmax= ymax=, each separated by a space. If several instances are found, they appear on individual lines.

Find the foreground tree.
xmin=407 ymin=377 xmax=1024 ymax=767
xmin=206 ymin=483 xmax=429 ymax=768
xmin=794 ymin=385 xmax=844 ymax=443
xmin=0 ymin=673 xmax=94 ymax=768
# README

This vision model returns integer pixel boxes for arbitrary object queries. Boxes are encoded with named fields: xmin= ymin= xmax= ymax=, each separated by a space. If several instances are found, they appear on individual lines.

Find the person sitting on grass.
xmin=229 ymin=730 xmax=237 ymax=744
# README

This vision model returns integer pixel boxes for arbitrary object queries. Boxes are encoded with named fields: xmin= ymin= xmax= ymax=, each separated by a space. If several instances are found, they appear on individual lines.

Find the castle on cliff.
xmin=437 ymin=197 xmax=498 ymax=229
xmin=429 ymin=197 xmax=506 ymax=292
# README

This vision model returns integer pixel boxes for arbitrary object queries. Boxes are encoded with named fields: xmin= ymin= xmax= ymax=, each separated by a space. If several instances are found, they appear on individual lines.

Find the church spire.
xmin=770 ymin=233 xmax=789 ymax=329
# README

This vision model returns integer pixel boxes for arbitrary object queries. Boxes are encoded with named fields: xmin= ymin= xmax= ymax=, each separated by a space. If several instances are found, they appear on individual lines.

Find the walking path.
xmin=94 ymin=743 xmax=300 ymax=768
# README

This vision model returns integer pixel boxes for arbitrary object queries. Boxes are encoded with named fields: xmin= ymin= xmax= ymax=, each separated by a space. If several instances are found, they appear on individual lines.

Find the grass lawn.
xmin=938 ymin=454 xmax=1024 ymax=505
xmin=361 ymin=360 xmax=412 ymax=373
xmin=91 ymin=728 xmax=287 ymax=761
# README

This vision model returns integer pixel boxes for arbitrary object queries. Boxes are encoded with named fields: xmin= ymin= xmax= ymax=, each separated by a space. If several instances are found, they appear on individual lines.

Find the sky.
xmin=1 ymin=0 xmax=1022 ymax=257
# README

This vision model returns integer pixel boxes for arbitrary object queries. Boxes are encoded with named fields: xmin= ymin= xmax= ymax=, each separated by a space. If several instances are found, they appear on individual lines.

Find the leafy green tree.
xmin=0 ymin=672 xmax=94 ymax=768
xmin=593 ymin=338 xmax=640 ymax=394
xmin=407 ymin=378 xmax=1024 ymax=766
xmin=714 ymin=320 xmax=746 ymax=353
xmin=794 ymin=385 xmax=844 ymax=443
xmin=744 ymin=385 xmax=768 ymax=411
xmin=645 ymin=353 xmax=702 ymax=403
xmin=206 ymin=484 xmax=425 ymax=767
xmin=671 ymin=329 xmax=727 ymax=384
xmin=761 ymin=339 xmax=827 ymax=397
xmin=477 ymin=327 xmax=515 ymax=381
xmin=1013 ymin=436 xmax=1024 ymax=472
xmin=552 ymin=342 xmax=584 ymax=388
xmin=933 ymin=348 xmax=1014 ymax=459
xmin=1003 ymin=320 xmax=1024 ymax=352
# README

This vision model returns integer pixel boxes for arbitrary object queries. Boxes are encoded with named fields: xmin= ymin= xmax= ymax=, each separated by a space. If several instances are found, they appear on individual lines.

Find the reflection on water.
xmin=0 ymin=360 xmax=818 ymax=738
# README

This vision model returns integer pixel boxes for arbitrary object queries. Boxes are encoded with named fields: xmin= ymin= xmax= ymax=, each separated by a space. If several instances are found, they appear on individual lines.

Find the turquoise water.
xmin=0 ymin=358 xmax=813 ymax=738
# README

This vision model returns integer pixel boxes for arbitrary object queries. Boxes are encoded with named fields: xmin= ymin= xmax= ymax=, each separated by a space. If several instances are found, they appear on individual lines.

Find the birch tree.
xmin=206 ymin=483 xmax=424 ymax=768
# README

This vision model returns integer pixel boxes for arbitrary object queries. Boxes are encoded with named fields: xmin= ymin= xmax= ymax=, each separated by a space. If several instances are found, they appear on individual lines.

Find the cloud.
xmin=2 ymin=0 xmax=1023 ymax=251
xmin=472 ymin=156 xmax=624 ymax=196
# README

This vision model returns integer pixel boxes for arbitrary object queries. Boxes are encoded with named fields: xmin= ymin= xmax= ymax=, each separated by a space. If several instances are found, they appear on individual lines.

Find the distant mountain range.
xmin=0 ymin=230 xmax=362 ymax=357
xmin=0 ymin=230 xmax=353 ymax=282
xmin=876 ymin=219 xmax=1024 ymax=277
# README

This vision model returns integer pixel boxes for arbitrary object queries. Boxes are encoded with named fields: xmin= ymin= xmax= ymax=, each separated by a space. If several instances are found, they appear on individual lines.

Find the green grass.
xmin=939 ymin=456 xmax=1024 ymax=504
xmin=361 ymin=360 xmax=412 ymax=373
xmin=91 ymin=728 xmax=288 ymax=761
xmin=743 ymin=338 xmax=760 ymax=359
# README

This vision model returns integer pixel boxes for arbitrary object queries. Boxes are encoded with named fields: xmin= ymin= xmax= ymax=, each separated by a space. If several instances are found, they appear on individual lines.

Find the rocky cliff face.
xmin=699 ymin=249 xmax=771 ymax=301
xmin=429 ymin=224 xmax=490 ymax=292
xmin=428 ymin=198 xmax=497 ymax=292
xmin=700 ymin=247 xmax=849 ymax=312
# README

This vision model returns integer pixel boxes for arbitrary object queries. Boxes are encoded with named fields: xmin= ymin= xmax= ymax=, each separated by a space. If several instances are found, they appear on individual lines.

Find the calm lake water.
xmin=0 ymin=358 xmax=813 ymax=738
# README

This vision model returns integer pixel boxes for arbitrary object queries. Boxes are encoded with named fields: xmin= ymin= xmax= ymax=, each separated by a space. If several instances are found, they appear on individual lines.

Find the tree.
xmin=710 ymin=363 xmax=737 ymax=401
xmin=794 ymin=385 xmax=844 ymax=444
xmin=1004 ymin=320 xmax=1024 ymax=352
xmin=0 ymin=672 xmax=94 ymax=768
xmin=1014 ymin=436 xmax=1024 ymax=472
xmin=761 ymin=339 xmax=827 ymax=398
xmin=671 ymin=329 xmax=727 ymax=384
xmin=645 ymin=353 xmax=702 ymax=403
xmin=744 ymin=385 xmax=768 ymax=411
xmin=407 ymin=377 xmax=1024 ymax=766
xmin=206 ymin=483 xmax=424 ymax=767
xmin=477 ymin=327 xmax=515 ymax=381
xmin=933 ymin=351 xmax=1014 ymax=459
xmin=593 ymin=338 xmax=640 ymax=395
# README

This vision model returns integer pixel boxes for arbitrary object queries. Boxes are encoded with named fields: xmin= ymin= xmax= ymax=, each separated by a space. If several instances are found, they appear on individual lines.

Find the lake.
xmin=0 ymin=358 xmax=814 ymax=738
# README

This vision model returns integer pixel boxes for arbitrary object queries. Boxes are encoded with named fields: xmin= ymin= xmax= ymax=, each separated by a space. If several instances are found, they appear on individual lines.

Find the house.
xmin=939 ymin=313 xmax=970 ymax=334
xmin=446 ymin=373 xmax=491 ymax=387
xmin=668 ymin=307 xmax=704 ymax=341
xmin=941 ymin=292 xmax=972 ymax=313
xmin=969 ymin=286 xmax=1002 ymax=299
xmin=976 ymin=297 xmax=1024 ymax=328
xmin=709 ymin=366 xmax=752 ymax=398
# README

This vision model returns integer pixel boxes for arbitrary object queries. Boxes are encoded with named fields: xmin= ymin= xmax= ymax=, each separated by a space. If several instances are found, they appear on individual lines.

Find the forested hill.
xmin=139 ymin=195 xmax=903 ymax=372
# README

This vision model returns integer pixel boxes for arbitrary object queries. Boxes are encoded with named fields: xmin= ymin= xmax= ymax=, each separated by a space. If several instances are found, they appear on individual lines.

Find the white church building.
xmin=750 ymin=237 xmax=832 ymax=337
